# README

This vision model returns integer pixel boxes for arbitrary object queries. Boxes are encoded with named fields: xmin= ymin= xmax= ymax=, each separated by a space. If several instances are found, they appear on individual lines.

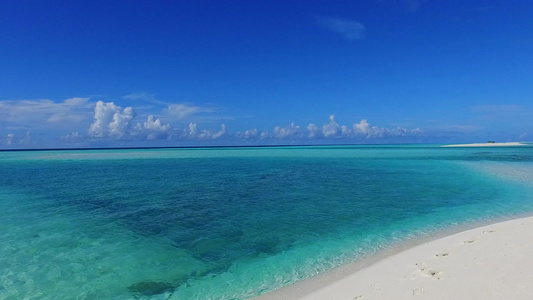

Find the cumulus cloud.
xmin=307 ymin=123 xmax=320 ymax=139
xmin=237 ymin=129 xmax=260 ymax=139
xmin=89 ymin=101 xmax=136 ymax=138
xmin=1 ymin=97 xmax=423 ymax=148
xmin=348 ymin=118 xmax=422 ymax=138
xmin=272 ymin=123 xmax=303 ymax=139
xmin=4 ymin=132 xmax=32 ymax=147
xmin=84 ymin=100 xmax=231 ymax=142
xmin=353 ymin=119 xmax=370 ymax=135
xmin=188 ymin=123 xmax=198 ymax=137
xmin=322 ymin=114 xmax=341 ymax=137
xmin=109 ymin=107 xmax=135 ymax=138
xmin=134 ymin=115 xmax=172 ymax=140
xmin=259 ymin=123 xmax=303 ymax=140
xmin=89 ymin=101 xmax=182 ymax=141
xmin=352 ymin=119 xmax=390 ymax=138
xmin=254 ymin=115 xmax=421 ymax=141
xmin=187 ymin=123 xmax=227 ymax=140
xmin=308 ymin=115 xmax=349 ymax=139
xmin=140 ymin=115 xmax=171 ymax=131
xmin=317 ymin=16 xmax=366 ymax=40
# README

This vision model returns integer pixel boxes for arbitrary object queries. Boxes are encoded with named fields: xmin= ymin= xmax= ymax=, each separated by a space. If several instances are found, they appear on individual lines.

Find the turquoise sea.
xmin=1 ymin=145 xmax=533 ymax=299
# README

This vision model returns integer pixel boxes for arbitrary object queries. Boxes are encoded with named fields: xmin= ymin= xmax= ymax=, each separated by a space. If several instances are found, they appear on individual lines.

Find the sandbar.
xmin=442 ymin=142 xmax=527 ymax=147
xmin=256 ymin=216 xmax=533 ymax=299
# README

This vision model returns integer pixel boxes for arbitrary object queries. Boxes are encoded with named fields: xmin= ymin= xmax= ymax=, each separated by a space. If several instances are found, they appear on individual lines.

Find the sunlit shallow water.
xmin=1 ymin=145 xmax=532 ymax=299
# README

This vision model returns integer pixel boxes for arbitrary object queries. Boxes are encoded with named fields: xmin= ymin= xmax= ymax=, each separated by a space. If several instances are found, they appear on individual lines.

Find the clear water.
xmin=1 ymin=145 xmax=532 ymax=299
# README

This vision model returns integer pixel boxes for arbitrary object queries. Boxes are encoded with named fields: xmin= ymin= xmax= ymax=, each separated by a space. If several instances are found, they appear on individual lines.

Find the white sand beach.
xmin=258 ymin=216 xmax=533 ymax=300
xmin=442 ymin=142 xmax=527 ymax=147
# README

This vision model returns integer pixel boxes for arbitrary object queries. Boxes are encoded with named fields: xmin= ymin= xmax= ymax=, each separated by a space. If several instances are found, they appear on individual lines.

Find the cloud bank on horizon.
xmin=0 ymin=98 xmax=423 ymax=148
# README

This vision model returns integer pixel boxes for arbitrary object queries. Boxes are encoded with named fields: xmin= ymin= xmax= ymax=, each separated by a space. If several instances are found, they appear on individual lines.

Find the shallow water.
xmin=1 ymin=145 xmax=532 ymax=299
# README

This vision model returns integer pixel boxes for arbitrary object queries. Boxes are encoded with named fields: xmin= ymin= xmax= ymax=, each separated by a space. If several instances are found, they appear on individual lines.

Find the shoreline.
xmin=255 ymin=215 xmax=533 ymax=299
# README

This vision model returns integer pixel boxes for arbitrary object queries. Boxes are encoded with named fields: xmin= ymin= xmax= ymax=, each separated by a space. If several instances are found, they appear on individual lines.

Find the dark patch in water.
xmin=196 ymin=249 xmax=225 ymax=261
xmin=128 ymin=280 xmax=175 ymax=296
xmin=253 ymin=240 xmax=278 ymax=255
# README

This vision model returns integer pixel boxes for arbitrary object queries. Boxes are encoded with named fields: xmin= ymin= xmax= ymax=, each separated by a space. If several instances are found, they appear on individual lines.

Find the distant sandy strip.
xmin=442 ymin=142 xmax=527 ymax=147
xmin=257 ymin=216 xmax=533 ymax=300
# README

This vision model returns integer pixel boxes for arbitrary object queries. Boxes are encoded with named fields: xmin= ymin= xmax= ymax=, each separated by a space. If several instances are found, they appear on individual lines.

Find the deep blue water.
xmin=1 ymin=145 xmax=532 ymax=299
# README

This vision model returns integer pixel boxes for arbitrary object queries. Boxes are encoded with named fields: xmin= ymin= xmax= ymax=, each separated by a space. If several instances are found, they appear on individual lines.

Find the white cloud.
xmin=88 ymin=101 xmax=114 ymax=137
xmin=353 ymin=119 xmax=371 ymax=135
xmin=6 ymin=133 xmax=14 ymax=145
xmin=322 ymin=114 xmax=341 ymax=137
xmin=89 ymin=101 xmax=179 ymax=141
xmin=89 ymin=101 xmax=136 ymax=138
xmin=350 ymin=118 xmax=422 ymax=138
xmin=188 ymin=123 xmax=198 ymax=137
xmin=352 ymin=119 xmax=390 ymax=138
xmin=64 ymin=97 xmax=90 ymax=106
xmin=123 ymin=94 xmax=220 ymax=119
xmin=187 ymin=123 xmax=227 ymax=140
xmin=140 ymin=115 xmax=171 ymax=132
xmin=261 ymin=122 xmax=303 ymax=139
xmin=167 ymin=104 xmax=203 ymax=119
xmin=0 ymin=98 xmax=91 ymax=126
xmin=273 ymin=122 xmax=302 ymax=139
xmin=1 ymin=97 xmax=424 ymax=147
xmin=108 ymin=107 xmax=135 ymax=138
xmin=247 ymin=115 xmax=420 ymax=142
xmin=212 ymin=124 xmax=227 ymax=139
xmin=166 ymin=103 xmax=219 ymax=121
xmin=134 ymin=115 xmax=172 ymax=140
xmin=260 ymin=131 xmax=269 ymax=139
xmin=317 ymin=16 xmax=366 ymax=40
xmin=4 ymin=132 xmax=32 ymax=147
xmin=237 ymin=129 xmax=260 ymax=140
xmin=307 ymin=123 xmax=320 ymax=138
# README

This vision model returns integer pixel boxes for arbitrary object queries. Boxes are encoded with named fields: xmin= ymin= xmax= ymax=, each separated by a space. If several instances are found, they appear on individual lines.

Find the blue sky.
xmin=1 ymin=0 xmax=532 ymax=148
